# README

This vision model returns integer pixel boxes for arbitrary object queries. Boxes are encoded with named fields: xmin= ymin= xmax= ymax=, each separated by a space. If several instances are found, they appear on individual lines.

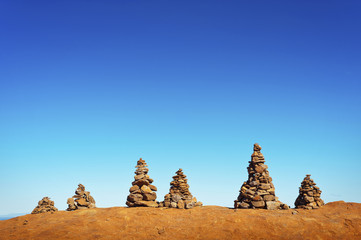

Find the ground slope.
xmin=0 ymin=201 xmax=360 ymax=240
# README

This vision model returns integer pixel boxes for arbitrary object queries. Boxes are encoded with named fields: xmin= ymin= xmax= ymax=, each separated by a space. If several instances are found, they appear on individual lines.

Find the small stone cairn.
xmin=31 ymin=197 xmax=58 ymax=214
xmin=234 ymin=143 xmax=289 ymax=210
xmin=295 ymin=174 xmax=325 ymax=209
xmin=160 ymin=168 xmax=202 ymax=209
xmin=67 ymin=184 xmax=96 ymax=211
xmin=126 ymin=158 xmax=158 ymax=207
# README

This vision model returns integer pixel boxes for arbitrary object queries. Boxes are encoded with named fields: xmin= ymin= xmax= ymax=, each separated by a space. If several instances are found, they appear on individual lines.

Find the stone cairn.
xmin=67 ymin=184 xmax=96 ymax=211
xmin=234 ymin=143 xmax=289 ymax=210
xmin=160 ymin=168 xmax=202 ymax=209
xmin=31 ymin=197 xmax=58 ymax=214
xmin=126 ymin=158 xmax=158 ymax=207
xmin=295 ymin=174 xmax=325 ymax=209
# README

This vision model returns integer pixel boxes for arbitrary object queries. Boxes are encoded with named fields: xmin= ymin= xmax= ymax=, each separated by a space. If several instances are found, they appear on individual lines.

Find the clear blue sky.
xmin=0 ymin=1 xmax=360 ymax=215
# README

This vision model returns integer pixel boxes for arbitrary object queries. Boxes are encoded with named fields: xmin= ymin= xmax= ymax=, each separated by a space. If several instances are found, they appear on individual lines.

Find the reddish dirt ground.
xmin=0 ymin=201 xmax=360 ymax=240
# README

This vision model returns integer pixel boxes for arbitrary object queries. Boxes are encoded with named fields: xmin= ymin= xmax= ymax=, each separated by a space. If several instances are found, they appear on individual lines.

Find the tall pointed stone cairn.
xmin=126 ymin=158 xmax=158 ymax=207
xmin=295 ymin=174 xmax=325 ymax=209
xmin=31 ymin=197 xmax=58 ymax=214
xmin=234 ymin=143 xmax=288 ymax=210
xmin=67 ymin=184 xmax=96 ymax=211
xmin=160 ymin=168 xmax=202 ymax=209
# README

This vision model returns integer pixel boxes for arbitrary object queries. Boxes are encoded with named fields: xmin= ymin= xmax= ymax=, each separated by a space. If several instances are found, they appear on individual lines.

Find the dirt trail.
xmin=0 ymin=201 xmax=360 ymax=240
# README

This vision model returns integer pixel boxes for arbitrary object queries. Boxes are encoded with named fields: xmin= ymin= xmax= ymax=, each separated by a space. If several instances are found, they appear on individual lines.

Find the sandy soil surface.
xmin=0 ymin=201 xmax=360 ymax=240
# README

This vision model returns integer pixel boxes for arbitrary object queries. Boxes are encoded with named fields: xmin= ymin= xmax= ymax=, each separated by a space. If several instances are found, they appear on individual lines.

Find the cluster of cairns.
xmin=235 ymin=143 xmax=289 ymax=210
xmin=126 ymin=158 xmax=158 ymax=207
xmin=67 ymin=184 xmax=96 ymax=211
xmin=159 ymin=168 xmax=202 ymax=209
xmin=30 ymin=144 xmax=326 ymax=214
xmin=295 ymin=174 xmax=325 ymax=209
xmin=31 ymin=197 xmax=58 ymax=214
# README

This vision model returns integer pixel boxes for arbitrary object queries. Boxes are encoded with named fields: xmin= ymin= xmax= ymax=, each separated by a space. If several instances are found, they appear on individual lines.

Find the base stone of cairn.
xmin=160 ymin=168 xmax=202 ymax=209
xmin=234 ymin=143 xmax=289 ymax=210
xmin=126 ymin=158 xmax=158 ymax=207
xmin=31 ymin=197 xmax=58 ymax=214
xmin=295 ymin=174 xmax=325 ymax=210
xmin=67 ymin=184 xmax=96 ymax=211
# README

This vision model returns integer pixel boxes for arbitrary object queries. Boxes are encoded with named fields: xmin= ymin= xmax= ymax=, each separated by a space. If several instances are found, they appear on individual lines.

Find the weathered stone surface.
xmin=133 ymin=179 xmax=150 ymax=186
xmin=129 ymin=185 xmax=139 ymax=193
xmin=141 ymin=185 xmax=152 ymax=194
xmin=134 ymin=174 xmax=145 ymax=181
xmin=126 ymin=158 xmax=157 ymax=207
xmin=239 ymin=202 xmax=250 ymax=209
xmin=295 ymin=175 xmax=324 ymax=209
xmin=127 ymin=194 xmax=143 ymax=202
xmin=252 ymin=200 xmax=265 ymax=208
xmin=126 ymin=201 xmax=135 ymax=207
xmin=143 ymin=192 xmax=157 ymax=201
xmin=134 ymin=201 xmax=158 ymax=207
xmin=234 ymin=143 xmax=286 ymax=210
xmin=31 ymin=197 xmax=58 ymax=214
xmin=266 ymin=201 xmax=281 ymax=210
xmin=253 ymin=195 xmax=262 ymax=201
xmin=259 ymin=184 xmax=271 ymax=190
xmin=161 ymin=168 xmax=202 ymax=209
xmin=177 ymin=200 xmax=185 ymax=209
xmin=67 ymin=184 xmax=96 ymax=211
xmin=263 ymin=195 xmax=275 ymax=201
xmin=149 ymin=185 xmax=157 ymax=191
xmin=76 ymin=198 xmax=89 ymax=207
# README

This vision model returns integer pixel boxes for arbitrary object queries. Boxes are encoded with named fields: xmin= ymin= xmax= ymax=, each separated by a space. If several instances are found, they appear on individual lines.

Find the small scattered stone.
xmin=157 ymin=227 xmax=165 ymax=235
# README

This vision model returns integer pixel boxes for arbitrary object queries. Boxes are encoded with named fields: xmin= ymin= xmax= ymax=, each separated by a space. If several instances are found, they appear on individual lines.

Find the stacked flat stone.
xmin=295 ymin=174 xmax=325 ymax=209
xmin=126 ymin=158 xmax=158 ymax=207
xmin=160 ymin=168 xmax=202 ymax=209
xmin=67 ymin=184 xmax=96 ymax=211
xmin=31 ymin=197 xmax=58 ymax=214
xmin=234 ymin=143 xmax=289 ymax=210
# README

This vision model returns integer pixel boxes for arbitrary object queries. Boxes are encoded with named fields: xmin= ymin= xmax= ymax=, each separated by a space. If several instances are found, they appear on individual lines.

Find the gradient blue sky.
xmin=1 ymin=1 xmax=361 ymax=215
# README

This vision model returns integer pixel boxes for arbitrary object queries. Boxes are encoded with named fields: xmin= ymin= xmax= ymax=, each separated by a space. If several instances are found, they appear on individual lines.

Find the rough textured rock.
xmin=66 ymin=184 xmax=96 ymax=211
xmin=295 ymin=174 xmax=325 ymax=209
xmin=126 ymin=158 xmax=158 ymax=207
xmin=160 ymin=168 xmax=202 ymax=209
xmin=1 ymin=202 xmax=361 ymax=240
xmin=234 ymin=143 xmax=288 ymax=210
xmin=31 ymin=197 xmax=58 ymax=214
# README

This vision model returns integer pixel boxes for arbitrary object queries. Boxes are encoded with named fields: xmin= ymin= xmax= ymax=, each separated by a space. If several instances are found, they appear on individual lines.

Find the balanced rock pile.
xmin=126 ymin=158 xmax=158 ymax=207
xmin=67 ymin=184 xmax=96 ymax=211
xmin=160 ymin=168 xmax=202 ymax=209
xmin=295 ymin=174 xmax=325 ymax=209
xmin=234 ymin=143 xmax=289 ymax=210
xmin=31 ymin=197 xmax=58 ymax=214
